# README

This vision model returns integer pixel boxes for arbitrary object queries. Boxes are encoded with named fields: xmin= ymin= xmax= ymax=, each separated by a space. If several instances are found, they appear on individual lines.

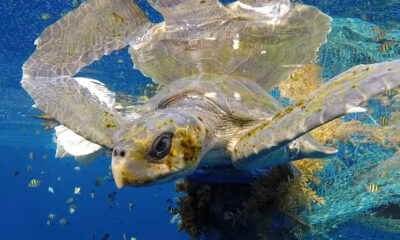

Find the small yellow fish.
xmin=59 ymin=218 xmax=69 ymax=226
xmin=72 ymin=0 xmax=79 ymax=7
xmin=223 ymin=211 xmax=235 ymax=221
xmin=47 ymin=220 xmax=53 ymax=226
xmin=365 ymin=184 xmax=380 ymax=193
xmin=379 ymin=40 xmax=396 ymax=52
xmin=108 ymin=192 xmax=117 ymax=202
xmin=118 ymin=59 xmax=124 ymax=63
xmin=94 ymin=177 xmax=103 ymax=186
xmin=48 ymin=213 xmax=56 ymax=219
xmin=74 ymin=166 xmax=81 ymax=171
xmin=379 ymin=115 xmax=389 ymax=126
xmin=70 ymin=205 xmax=77 ymax=214
xmin=380 ymin=172 xmax=389 ymax=178
xmin=135 ymin=95 xmax=150 ymax=103
xmin=129 ymin=201 xmax=135 ymax=211
xmin=131 ymin=237 xmax=137 ymax=240
xmin=74 ymin=187 xmax=81 ymax=195
xmin=90 ymin=190 xmax=95 ymax=199
xmin=29 ymin=152 xmax=35 ymax=160
xmin=373 ymin=31 xmax=387 ymax=42
xmin=385 ymin=89 xmax=397 ymax=97
xmin=41 ymin=13 xmax=51 ymax=20
xmin=28 ymin=179 xmax=41 ymax=188
xmin=48 ymin=187 xmax=55 ymax=194
xmin=66 ymin=198 xmax=75 ymax=204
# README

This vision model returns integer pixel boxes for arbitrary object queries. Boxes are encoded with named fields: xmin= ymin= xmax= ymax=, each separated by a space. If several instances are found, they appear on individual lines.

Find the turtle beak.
xmin=111 ymin=163 xmax=125 ymax=189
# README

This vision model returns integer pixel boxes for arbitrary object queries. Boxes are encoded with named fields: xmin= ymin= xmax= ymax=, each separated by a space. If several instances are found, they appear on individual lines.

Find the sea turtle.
xmin=22 ymin=0 xmax=400 ymax=188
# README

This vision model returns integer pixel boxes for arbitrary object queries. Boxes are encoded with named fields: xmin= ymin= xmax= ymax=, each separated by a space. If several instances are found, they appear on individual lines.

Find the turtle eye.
xmin=149 ymin=132 xmax=173 ymax=160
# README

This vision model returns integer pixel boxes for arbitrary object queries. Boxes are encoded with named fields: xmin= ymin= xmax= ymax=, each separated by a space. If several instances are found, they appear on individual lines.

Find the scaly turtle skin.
xmin=21 ymin=0 xmax=400 ymax=188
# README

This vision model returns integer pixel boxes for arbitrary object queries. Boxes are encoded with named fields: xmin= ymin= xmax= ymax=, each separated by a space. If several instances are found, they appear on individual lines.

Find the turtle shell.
xmin=129 ymin=0 xmax=331 ymax=90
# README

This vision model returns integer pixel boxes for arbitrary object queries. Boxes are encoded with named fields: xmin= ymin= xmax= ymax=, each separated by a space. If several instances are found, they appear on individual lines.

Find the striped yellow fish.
xmin=385 ymin=88 xmax=397 ymax=97
xmin=379 ymin=116 xmax=390 ymax=126
xmin=28 ymin=179 xmax=41 ymax=187
xmin=48 ymin=213 xmax=56 ymax=219
xmin=379 ymin=40 xmax=396 ymax=52
xmin=374 ymin=31 xmax=387 ymax=42
xmin=365 ymin=184 xmax=380 ymax=193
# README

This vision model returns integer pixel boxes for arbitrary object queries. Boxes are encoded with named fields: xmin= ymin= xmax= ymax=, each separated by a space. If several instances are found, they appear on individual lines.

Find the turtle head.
xmin=111 ymin=109 xmax=205 ymax=188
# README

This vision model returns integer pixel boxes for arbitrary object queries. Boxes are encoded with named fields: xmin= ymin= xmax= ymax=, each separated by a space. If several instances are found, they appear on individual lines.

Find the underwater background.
xmin=0 ymin=0 xmax=400 ymax=239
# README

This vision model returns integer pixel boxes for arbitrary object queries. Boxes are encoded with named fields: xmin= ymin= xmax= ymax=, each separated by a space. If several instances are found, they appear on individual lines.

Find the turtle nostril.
xmin=113 ymin=148 xmax=126 ymax=158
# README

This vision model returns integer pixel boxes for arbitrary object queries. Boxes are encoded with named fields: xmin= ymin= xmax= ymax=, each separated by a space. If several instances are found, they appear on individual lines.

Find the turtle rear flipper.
xmin=233 ymin=60 xmax=400 ymax=170
xmin=21 ymin=0 xmax=150 ymax=149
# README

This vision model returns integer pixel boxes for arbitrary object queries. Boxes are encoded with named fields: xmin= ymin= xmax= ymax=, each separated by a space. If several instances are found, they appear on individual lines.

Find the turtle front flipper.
xmin=233 ymin=60 xmax=400 ymax=170
xmin=22 ymin=0 xmax=150 ymax=149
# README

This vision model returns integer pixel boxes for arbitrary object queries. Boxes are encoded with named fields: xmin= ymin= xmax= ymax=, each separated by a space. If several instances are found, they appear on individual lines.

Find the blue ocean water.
xmin=0 ymin=0 xmax=399 ymax=240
